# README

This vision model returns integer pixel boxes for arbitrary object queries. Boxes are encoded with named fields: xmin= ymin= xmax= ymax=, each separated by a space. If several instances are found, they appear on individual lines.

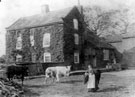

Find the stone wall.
xmin=6 ymin=24 xmax=64 ymax=63
xmin=22 ymin=29 xmax=31 ymax=62
xmin=6 ymin=7 xmax=84 ymax=67
xmin=6 ymin=30 xmax=16 ymax=63
xmin=50 ymin=24 xmax=64 ymax=62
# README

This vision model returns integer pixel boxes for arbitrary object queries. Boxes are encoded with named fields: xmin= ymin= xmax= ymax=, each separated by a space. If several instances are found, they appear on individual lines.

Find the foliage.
xmin=83 ymin=5 xmax=135 ymax=37
xmin=11 ymin=50 xmax=23 ymax=62
xmin=0 ymin=55 xmax=6 ymax=63
xmin=83 ymin=6 xmax=111 ymax=36
xmin=22 ymin=29 xmax=31 ymax=62
xmin=34 ymin=27 xmax=44 ymax=62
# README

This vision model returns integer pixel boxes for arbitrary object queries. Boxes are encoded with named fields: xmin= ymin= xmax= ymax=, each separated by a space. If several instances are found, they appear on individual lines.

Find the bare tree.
xmin=83 ymin=6 xmax=135 ymax=37
xmin=83 ymin=6 xmax=112 ymax=37
xmin=110 ymin=9 xmax=129 ymax=35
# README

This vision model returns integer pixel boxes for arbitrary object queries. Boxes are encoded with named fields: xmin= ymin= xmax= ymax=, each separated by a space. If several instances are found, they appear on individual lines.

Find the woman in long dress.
xmin=84 ymin=65 xmax=96 ymax=92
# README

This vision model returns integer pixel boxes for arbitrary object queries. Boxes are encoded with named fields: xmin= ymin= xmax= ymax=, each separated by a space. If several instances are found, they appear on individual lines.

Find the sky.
xmin=0 ymin=0 xmax=135 ymax=57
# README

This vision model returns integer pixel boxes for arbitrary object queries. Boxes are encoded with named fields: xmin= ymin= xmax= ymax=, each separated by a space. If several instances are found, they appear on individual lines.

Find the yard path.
xmin=22 ymin=70 xmax=135 ymax=97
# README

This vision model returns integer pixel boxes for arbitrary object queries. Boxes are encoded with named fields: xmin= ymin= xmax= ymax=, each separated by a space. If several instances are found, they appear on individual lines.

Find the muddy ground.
xmin=22 ymin=70 xmax=135 ymax=97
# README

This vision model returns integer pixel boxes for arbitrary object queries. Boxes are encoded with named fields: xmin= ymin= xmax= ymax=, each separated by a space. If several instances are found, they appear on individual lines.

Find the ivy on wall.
xmin=34 ymin=27 xmax=44 ymax=62
xmin=6 ymin=30 xmax=17 ymax=62
xmin=50 ymin=24 xmax=64 ymax=62
xmin=22 ymin=29 xmax=31 ymax=62
xmin=7 ymin=24 xmax=71 ymax=63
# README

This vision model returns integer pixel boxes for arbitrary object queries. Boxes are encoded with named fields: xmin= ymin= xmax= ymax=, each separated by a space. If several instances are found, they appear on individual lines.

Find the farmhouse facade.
xmin=6 ymin=6 xmax=116 ymax=70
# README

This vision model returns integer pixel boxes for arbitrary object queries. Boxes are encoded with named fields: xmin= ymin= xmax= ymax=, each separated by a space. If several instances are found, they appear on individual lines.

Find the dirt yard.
xmin=22 ymin=70 xmax=135 ymax=97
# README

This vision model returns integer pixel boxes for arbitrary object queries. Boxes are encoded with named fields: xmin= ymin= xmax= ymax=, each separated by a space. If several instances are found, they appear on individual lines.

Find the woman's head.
xmin=88 ymin=64 xmax=92 ymax=70
xmin=88 ymin=64 xmax=94 ymax=74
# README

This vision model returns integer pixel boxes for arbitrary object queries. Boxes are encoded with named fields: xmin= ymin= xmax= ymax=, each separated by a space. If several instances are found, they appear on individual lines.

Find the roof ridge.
xmin=17 ymin=6 xmax=75 ymax=20
xmin=7 ymin=6 xmax=76 ymax=30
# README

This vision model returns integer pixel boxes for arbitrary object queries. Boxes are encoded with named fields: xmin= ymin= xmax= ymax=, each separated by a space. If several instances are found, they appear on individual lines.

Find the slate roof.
xmin=96 ymin=40 xmax=115 ymax=49
xmin=84 ymin=28 xmax=114 ymax=49
xmin=7 ymin=7 xmax=75 ymax=30
xmin=104 ymin=34 xmax=122 ymax=43
xmin=104 ymin=32 xmax=135 ymax=43
xmin=121 ymin=32 xmax=135 ymax=39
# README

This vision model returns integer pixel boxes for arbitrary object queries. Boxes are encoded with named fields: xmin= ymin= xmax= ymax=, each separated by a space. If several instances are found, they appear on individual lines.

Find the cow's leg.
xmin=51 ymin=71 xmax=56 ymax=83
xmin=45 ymin=77 xmax=47 ymax=84
xmin=56 ymin=73 xmax=59 ymax=82
xmin=52 ymin=75 xmax=56 ymax=83
xmin=52 ymin=77 xmax=55 ymax=83
xmin=21 ymin=75 xmax=24 ymax=86
xmin=45 ymin=74 xmax=49 ymax=84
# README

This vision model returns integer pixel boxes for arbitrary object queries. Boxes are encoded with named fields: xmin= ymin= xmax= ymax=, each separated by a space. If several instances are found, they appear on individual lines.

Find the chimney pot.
xmin=41 ymin=4 xmax=49 ymax=14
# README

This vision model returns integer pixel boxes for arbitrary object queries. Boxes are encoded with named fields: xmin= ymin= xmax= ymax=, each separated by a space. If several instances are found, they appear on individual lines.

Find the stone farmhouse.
xmin=6 ymin=5 xmax=116 ymax=70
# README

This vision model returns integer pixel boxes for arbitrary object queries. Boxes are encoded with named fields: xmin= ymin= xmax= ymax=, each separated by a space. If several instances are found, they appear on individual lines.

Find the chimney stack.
xmin=41 ymin=4 xmax=49 ymax=14
xmin=77 ymin=0 xmax=83 ymax=15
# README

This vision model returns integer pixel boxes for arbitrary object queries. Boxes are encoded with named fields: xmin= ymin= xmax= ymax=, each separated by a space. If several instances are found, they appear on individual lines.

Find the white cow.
xmin=45 ymin=66 xmax=71 ymax=84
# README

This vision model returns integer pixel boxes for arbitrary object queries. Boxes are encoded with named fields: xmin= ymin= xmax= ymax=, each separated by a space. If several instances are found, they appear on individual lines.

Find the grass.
xmin=20 ymin=70 xmax=135 ymax=97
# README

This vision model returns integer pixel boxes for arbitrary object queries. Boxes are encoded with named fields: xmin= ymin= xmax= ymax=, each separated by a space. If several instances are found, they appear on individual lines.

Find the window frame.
xmin=74 ymin=52 xmax=79 ymax=63
xmin=16 ymin=33 xmax=22 ymax=50
xmin=74 ymin=33 xmax=79 ymax=45
xmin=73 ymin=19 xmax=78 ymax=30
xmin=43 ymin=33 xmax=51 ymax=47
xmin=30 ymin=29 xmax=35 ymax=46
xmin=44 ymin=52 xmax=51 ymax=62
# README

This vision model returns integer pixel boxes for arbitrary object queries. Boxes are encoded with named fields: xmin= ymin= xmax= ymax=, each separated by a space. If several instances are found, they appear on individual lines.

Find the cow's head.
xmin=66 ymin=65 xmax=71 ymax=71
xmin=46 ymin=69 xmax=53 ymax=78
xmin=66 ymin=66 xmax=71 ymax=76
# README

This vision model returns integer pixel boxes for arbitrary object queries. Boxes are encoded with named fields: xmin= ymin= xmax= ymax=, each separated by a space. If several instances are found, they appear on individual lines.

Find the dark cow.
xmin=6 ymin=65 xmax=29 ymax=85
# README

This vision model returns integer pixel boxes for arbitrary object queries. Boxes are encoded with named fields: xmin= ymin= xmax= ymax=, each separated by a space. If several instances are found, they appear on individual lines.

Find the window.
xmin=43 ymin=33 xmax=50 ymax=47
xmin=74 ymin=34 xmax=79 ymax=45
xmin=16 ymin=33 xmax=22 ymax=50
xmin=74 ymin=52 xmax=79 ymax=63
xmin=44 ymin=52 xmax=51 ymax=62
xmin=73 ymin=19 xmax=78 ymax=30
xmin=16 ymin=54 xmax=22 ymax=62
xmin=30 ymin=29 xmax=34 ymax=46
xmin=103 ymin=49 xmax=109 ymax=60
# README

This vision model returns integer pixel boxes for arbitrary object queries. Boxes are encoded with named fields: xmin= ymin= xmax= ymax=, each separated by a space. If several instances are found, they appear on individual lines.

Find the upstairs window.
xmin=16 ymin=32 xmax=22 ymax=50
xmin=103 ymin=49 xmax=109 ymax=60
xmin=43 ymin=33 xmax=50 ymax=47
xmin=74 ymin=52 xmax=79 ymax=63
xmin=30 ymin=29 xmax=34 ymax=46
xmin=44 ymin=52 xmax=51 ymax=62
xmin=73 ymin=19 xmax=78 ymax=30
xmin=74 ymin=34 xmax=79 ymax=45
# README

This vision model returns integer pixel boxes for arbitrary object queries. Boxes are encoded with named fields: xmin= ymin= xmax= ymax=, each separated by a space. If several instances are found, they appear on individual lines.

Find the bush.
xmin=112 ymin=63 xmax=122 ymax=71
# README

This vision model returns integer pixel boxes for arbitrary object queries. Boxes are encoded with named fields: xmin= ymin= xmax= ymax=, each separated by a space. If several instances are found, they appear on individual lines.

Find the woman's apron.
xmin=87 ymin=73 xmax=96 ymax=89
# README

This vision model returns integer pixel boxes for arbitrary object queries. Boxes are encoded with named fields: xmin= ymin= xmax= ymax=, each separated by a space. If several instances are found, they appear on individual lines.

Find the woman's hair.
xmin=88 ymin=65 xmax=94 ymax=74
xmin=88 ymin=64 xmax=93 ymax=68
